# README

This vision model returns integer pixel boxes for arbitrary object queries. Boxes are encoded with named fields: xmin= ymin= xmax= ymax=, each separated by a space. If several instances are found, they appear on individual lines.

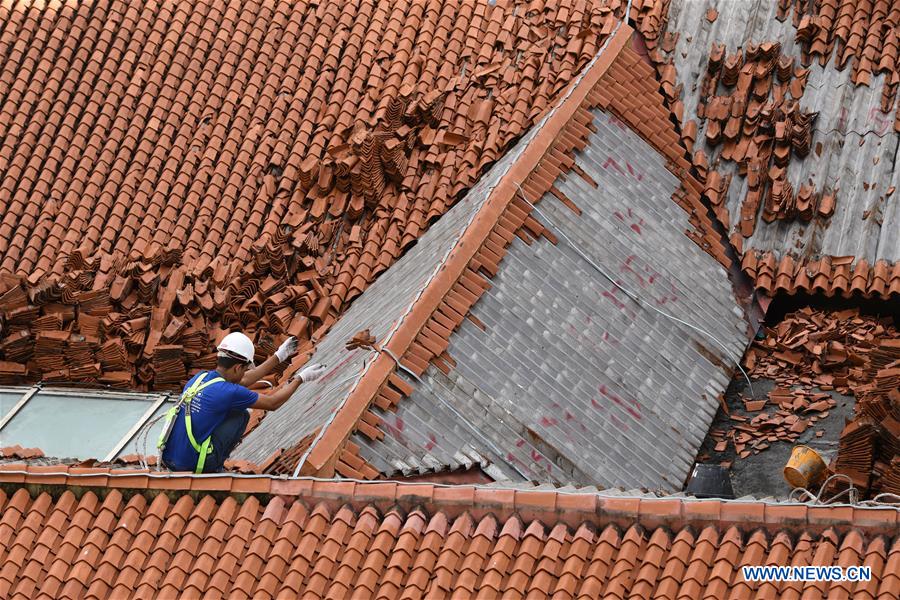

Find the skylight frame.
xmin=0 ymin=385 xmax=169 ymax=460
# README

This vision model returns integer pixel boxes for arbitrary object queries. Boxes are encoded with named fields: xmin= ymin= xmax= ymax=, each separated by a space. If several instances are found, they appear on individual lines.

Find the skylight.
xmin=0 ymin=386 xmax=173 ymax=461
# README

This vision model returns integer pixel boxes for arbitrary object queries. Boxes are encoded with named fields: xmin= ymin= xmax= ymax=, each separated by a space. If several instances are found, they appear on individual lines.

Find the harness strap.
xmin=181 ymin=372 xmax=225 ymax=473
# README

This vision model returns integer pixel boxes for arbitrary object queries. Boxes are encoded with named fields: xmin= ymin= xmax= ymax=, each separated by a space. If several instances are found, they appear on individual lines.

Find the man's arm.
xmin=240 ymin=354 xmax=279 ymax=387
xmin=240 ymin=337 xmax=299 ymax=387
xmin=251 ymin=377 xmax=302 ymax=411
xmin=249 ymin=363 xmax=328 ymax=411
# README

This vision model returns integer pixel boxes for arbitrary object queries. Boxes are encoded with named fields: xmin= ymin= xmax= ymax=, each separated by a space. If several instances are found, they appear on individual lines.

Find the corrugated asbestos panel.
xmin=235 ymin=123 xmax=543 ymax=464
xmin=353 ymin=365 xmax=572 ymax=482
xmin=355 ymin=109 xmax=750 ymax=490
xmin=667 ymin=0 xmax=900 ymax=263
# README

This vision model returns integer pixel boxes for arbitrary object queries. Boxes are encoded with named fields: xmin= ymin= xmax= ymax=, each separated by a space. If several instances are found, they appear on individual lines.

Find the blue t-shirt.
xmin=162 ymin=371 xmax=258 ymax=469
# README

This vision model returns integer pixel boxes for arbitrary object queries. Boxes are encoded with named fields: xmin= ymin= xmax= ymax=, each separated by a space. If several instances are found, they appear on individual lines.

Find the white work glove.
xmin=297 ymin=363 xmax=327 ymax=383
xmin=274 ymin=336 xmax=298 ymax=362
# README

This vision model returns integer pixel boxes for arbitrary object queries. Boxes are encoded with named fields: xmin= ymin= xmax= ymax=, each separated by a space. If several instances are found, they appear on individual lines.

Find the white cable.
xmin=513 ymin=184 xmax=755 ymax=397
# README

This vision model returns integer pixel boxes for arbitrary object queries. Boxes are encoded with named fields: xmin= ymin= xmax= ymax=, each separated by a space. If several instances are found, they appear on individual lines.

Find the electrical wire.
xmin=513 ymin=184 xmax=756 ymax=397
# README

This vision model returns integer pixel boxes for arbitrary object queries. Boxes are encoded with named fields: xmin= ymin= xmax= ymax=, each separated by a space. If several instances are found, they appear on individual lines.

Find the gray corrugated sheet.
xmin=667 ymin=0 xmax=900 ymax=263
xmin=354 ymin=109 xmax=750 ymax=490
xmin=234 ymin=121 xmax=543 ymax=464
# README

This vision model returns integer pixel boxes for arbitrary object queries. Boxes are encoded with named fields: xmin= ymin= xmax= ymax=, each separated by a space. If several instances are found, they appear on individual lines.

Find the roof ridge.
xmin=297 ymin=25 xmax=636 ymax=477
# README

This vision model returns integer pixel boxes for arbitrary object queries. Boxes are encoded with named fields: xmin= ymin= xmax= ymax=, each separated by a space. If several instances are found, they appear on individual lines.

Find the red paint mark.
xmin=515 ymin=439 xmax=526 ymax=447
xmin=620 ymin=259 xmax=646 ymax=286
xmin=567 ymin=320 xmax=618 ymax=351
xmin=383 ymin=420 xmax=406 ymax=444
xmin=591 ymin=397 xmax=604 ymax=410
xmin=625 ymin=162 xmax=644 ymax=181
xmin=608 ymin=114 xmax=628 ymax=131
xmin=530 ymin=450 xmax=543 ymax=462
xmin=868 ymin=107 xmax=891 ymax=135
xmin=318 ymin=351 xmax=358 ymax=384
xmin=602 ymin=157 xmax=627 ymax=175
xmin=630 ymin=223 xmax=642 ymax=234
xmin=601 ymin=290 xmax=626 ymax=310
xmin=564 ymin=411 xmax=575 ymax=421
xmin=540 ymin=416 xmax=558 ymax=427
xmin=614 ymin=211 xmax=624 ymax=221
xmin=610 ymin=413 xmax=629 ymax=431
xmin=424 ymin=433 xmax=437 ymax=451
xmin=395 ymin=416 xmax=405 ymax=431
xmin=598 ymin=384 xmax=643 ymax=421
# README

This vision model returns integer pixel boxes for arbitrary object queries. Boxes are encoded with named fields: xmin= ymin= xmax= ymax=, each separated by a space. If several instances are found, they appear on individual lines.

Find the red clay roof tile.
xmin=0 ymin=0 xmax=636 ymax=394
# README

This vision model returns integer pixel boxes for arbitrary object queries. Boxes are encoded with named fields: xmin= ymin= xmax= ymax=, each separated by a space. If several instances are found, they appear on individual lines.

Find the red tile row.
xmin=0 ymin=476 xmax=897 ymax=598
xmin=743 ymin=252 xmax=900 ymax=299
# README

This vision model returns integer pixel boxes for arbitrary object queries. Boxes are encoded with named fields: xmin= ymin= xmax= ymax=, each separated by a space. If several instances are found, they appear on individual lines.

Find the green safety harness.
xmin=157 ymin=371 xmax=224 ymax=474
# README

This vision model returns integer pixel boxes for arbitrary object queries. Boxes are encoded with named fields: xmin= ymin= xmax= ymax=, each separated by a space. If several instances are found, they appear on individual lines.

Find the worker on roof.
xmin=160 ymin=332 xmax=327 ymax=474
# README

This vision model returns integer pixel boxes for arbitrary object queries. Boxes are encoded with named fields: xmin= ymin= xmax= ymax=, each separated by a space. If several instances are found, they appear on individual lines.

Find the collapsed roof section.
xmin=659 ymin=0 xmax=900 ymax=298
xmin=235 ymin=25 xmax=755 ymax=490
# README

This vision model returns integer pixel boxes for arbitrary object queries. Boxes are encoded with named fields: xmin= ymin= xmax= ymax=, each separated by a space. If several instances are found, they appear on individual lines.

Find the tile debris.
xmin=709 ymin=388 xmax=838 ymax=459
xmin=736 ymin=307 xmax=900 ymax=498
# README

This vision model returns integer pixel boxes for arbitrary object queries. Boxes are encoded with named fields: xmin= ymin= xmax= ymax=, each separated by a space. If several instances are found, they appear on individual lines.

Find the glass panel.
xmin=115 ymin=400 xmax=177 ymax=458
xmin=0 ymin=392 xmax=154 ymax=459
xmin=0 ymin=388 xmax=26 ymax=421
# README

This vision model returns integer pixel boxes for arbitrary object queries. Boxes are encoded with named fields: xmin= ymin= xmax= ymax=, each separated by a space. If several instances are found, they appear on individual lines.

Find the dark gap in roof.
xmin=764 ymin=291 xmax=900 ymax=328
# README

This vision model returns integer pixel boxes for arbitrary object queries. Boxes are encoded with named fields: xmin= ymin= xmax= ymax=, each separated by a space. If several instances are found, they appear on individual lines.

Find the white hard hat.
xmin=217 ymin=332 xmax=255 ymax=366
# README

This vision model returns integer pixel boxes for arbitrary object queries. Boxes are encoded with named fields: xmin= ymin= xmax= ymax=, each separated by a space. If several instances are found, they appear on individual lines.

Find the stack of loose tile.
xmin=33 ymin=330 xmax=69 ymax=373
xmin=0 ymin=361 xmax=27 ymax=385
xmin=0 ymin=330 xmax=33 ymax=365
xmin=152 ymin=345 xmax=186 ymax=389
xmin=98 ymin=371 xmax=134 ymax=389
xmin=794 ymin=184 xmax=818 ymax=220
xmin=76 ymin=290 xmax=112 ymax=316
xmin=181 ymin=327 xmax=208 ymax=361
xmin=192 ymin=353 xmax=218 ymax=370
xmin=97 ymin=338 xmax=129 ymax=372
xmin=65 ymin=334 xmax=98 ymax=368
xmin=878 ymin=456 xmax=900 ymax=494
xmin=833 ymin=419 xmax=877 ymax=490
xmin=68 ymin=362 xmax=102 ymax=383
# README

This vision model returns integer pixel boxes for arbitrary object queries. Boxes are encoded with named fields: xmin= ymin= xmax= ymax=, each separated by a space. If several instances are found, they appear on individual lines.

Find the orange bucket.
xmin=783 ymin=445 xmax=827 ymax=488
